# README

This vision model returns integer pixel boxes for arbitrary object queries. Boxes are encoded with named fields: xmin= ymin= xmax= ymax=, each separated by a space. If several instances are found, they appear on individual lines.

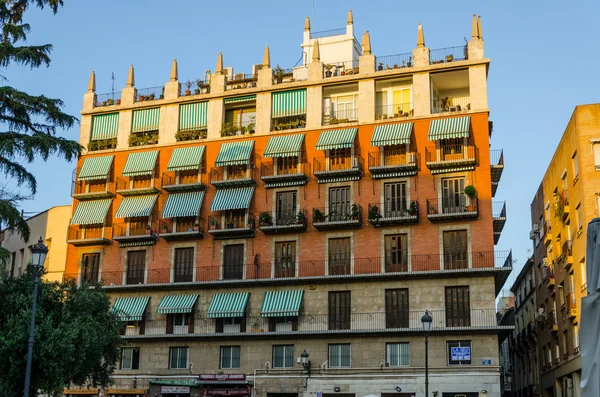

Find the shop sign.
xmin=482 ymin=358 xmax=492 ymax=365
xmin=199 ymin=375 xmax=246 ymax=382
xmin=64 ymin=390 xmax=99 ymax=395
xmin=161 ymin=387 xmax=190 ymax=394
xmin=450 ymin=347 xmax=471 ymax=361
xmin=203 ymin=387 xmax=251 ymax=396
xmin=150 ymin=380 xmax=200 ymax=387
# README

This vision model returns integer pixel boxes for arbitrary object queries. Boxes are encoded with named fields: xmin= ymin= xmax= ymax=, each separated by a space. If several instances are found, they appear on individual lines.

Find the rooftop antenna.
xmin=111 ymin=72 xmax=115 ymax=100
xmin=311 ymin=0 xmax=315 ymax=29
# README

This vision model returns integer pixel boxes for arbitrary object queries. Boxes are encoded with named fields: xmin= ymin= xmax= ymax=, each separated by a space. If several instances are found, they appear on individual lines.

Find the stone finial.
xmin=126 ymin=65 xmax=134 ymax=87
xmin=304 ymin=16 xmax=310 ymax=31
xmin=216 ymin=52 xmax=223 ymax=74
xmin=312 ymin=39 xmax=320 ymax=62
xmin=347 ymin=9 xmax=353 ymax=24
xmin=263 ymin=45 xmax=270 ymax=68
xmin=471 ymin=14 xmax=479 ymax=39
xmin=477 ymin=16 xmax=483 ymax=39
xmin=170 ymin=58 xmax=178 ymax=81
xmin=417 ymin=23 xmax=425 ymax=48
xmin=362 ymin=31 xmax=371 ymax=55
xmin=87 ymin=71 xmax=96 ymax=92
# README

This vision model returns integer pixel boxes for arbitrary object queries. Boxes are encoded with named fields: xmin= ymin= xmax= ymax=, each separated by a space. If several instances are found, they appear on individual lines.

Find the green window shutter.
xmin=179 ymin=102 xmax=208 ymax=131
xmin=272 ymin=89 xmax=307 ymax=118
xmin=91 ymin=113 xmax=119 ymax=140
xmin=132 ymin=108 xmax=161 ymax=133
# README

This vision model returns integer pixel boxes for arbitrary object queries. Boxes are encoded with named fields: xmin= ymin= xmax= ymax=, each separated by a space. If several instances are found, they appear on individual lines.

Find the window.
xmin=554 ymin=338 xmax=560 ymax=361
xmin=220 ymin=346 xmax=241 ymax=369
xmin=81 ymin=253 xmax=100 ymax=283
xmin=328 ymin=237 xmax=351 ymax=275
xmin=581 ymin=259 xmax=587 ymax=288
xmin=559 ymin=282 xmax=565 ymax=307
xmin=443 ymin=230 xmax=468 ymax=270
xmin=10 ymin=251 xmax=16 ymax=277
xmin=223 ymin=244 xmax=244 ymax=280
xmin=447 ymin=340 xmax=471 ymax=365
xmin=386 ymin=342 xmax=409 ymax=367
xmin=276 ymin=191 xmax=297 ymax=225
xmin=440 ymin=138 xmax=464 ymax=160
xmin=562 ymin=331 xmax=568 ymax=357
xmin=445 ymin=286 xmax=471 ymax=327
xmin=328 ymin=186 xmax=351 ymax=220
xmin=276 ymin=156 xmax=298 ymax=176
xmin=226 ymin=164 xmax=248 ymax=181
xmin=385 ymin=289 xmax=409 ymax=328
xmin=573 ymin=324 xmax=580 ymax=349
xmin=329 ymin=148 xmax=351 ymax=171
xmin=572 ymin=151 xmax=579 ymax=179
xmin=328 ymin=344 xmax=351 ymax=368
xmin=272 ymin=345 xmax=294 ymax=368
xmin=169 ymin=347 xmax=188 ymax=369
xmin=384 ymin=181 xmax=408 ymax=217
xmin=126 ymin=250 xmax=146 ymax=284
xmin=593 ymin=143 xmax=600 ymax=171
xmin=577 ymin=204 xmax=583 ymax=231
xmin=216 ymin=317 xmax=245 ymax=334
xmin=328 ymin=291 xmax=351 ymax=330
xmin=274 ymin=241 xmax=296 ymax=278
xmin=173 ymin=247 xmax=194 ymax=282
xmin=120 ymin=347 xmax=140 ymax=370
xmin=167 ymin=313 xmax=193 ymax=335
xmin=384 ymin=234 xmax=408 ymax=272
xmin=441 ymin=178 xmax=466 ymax=213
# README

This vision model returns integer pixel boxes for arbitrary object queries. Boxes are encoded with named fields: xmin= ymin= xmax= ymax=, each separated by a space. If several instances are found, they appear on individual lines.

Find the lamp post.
xmin=300 ymin=349 xmax=311 ymax=376
xmin=23 ymin=237 xmax=48 ymax=397
xmin=421 ymin=310 xmax=433 ymax=397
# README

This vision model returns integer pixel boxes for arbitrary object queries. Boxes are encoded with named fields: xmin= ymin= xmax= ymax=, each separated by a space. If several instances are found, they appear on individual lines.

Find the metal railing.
xmin=67 ymin=225 xmax=112 ymax=241
xmin=161 ymin=172 xmax=207 ymax=188
xmin=490 ymin=150 xmax=504 ymax=167
xmin=425 ymin=144 xmax=477 ymax=164
xmin=310 ymin=28 xmax=346 ymax=39
xmin=272 ymin=114 xmax=307 ymax=131
xmin=116 ymin=176 xmax=160 ymax=192
xmin=426 ymin=196 xmax=478 ymax=217
xmin=220 ymin=119 xmax=256 ymax=136
xmin=113 ymin=221 xmax=159 ymax=239
xmin=544 ymin=220 xmax=552 ymax=237
xmin=175 ymin=128 xmax=207 ymax=142
xmin=258 ymin=209 xmax=308 ymax=228
xmin=312 ymin=204 xmax=362 ymax=224
xmin=135 ymin=86 xmax=163 ymax=102
xmin=210 ymin=165 xmax=257 ymax=184
xmin=376 ymin=53 xmax=413 ymax=71
xmin=542 ymin=264 xmax=555 ymax=281
xmin=323 ymin=107 xmax=358 ymax=125
xmin=313 ymin=155 xmax=363 ymax=173
xmin=226 ymin=73 xmax=258 ymax=91
xmin=159 ymin=218 xmax=205 ymax=235
xmin=368 ymin=201 xmax=419 ymax=221
xmin=87 ymin=138 xmax=117 ymax=152
xmin=493 ymin=201 xmax=507 ymax=218
xmin=179 ymin=80 xmax=210 ymax=96
xmin=429 ymin=45 xmax=468 ymax=64
xmin=557 ymin=190 xmax=569 ymax=206
xmin=375 ymin=104 xmax=414 ymax=120
xmin=368 ymin=149 xmax=417 ymax=168
xmin=208 ymin=212 xmax=255 ymax=232
xmin=547 ymin=310 xmax=558 ymax=328
xmin=561 ymin=240 xmax=573 ymax=261
xmin=129 ymin=131 xmax=158 ymax=147
xmin=431 ymin=97 xmax=471 ymax=114
xmin=95 ymin=92 xmax=121 ymax=107
xmin=323 ymin=60 xmax=359 ymax=77
xmin=72 ymin=180 xmax=114 ymax=196
xmin=260 ymin=159 xmax=310 ymax=178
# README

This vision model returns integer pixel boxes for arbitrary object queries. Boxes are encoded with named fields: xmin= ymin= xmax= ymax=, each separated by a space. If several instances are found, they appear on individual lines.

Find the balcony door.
xmin=445 ymin=286 xmax=471 ymax=327
xmin=174 ymin=247 xmax=194 ymax=282
xmin=328 ymin=291 xmax=351 ymax=330
xmin=384 ymin=182 xmax=408 ymax=217
xmin=329 ymin=186 xmax=351 ymax=221
xmin=223 ymin=244 xmax=244 ymax=280
xmin=276 ymin=191 xmax=297 ymax=226
xmin=384 ymin=234 xmax=408 ymax=273
xmin=81 ymin=253 xmax=100 ymax=284
xmin=441 ymin=177 xmax=465 ymax=214
xmin=329 ymin=148 xmax=351 ymax=171
xmin=385 ymin=288 xmax=409 ymax=328
xmin=443 ymin=230 xmax=468 ymax=270
xmin=274 ymin=241 xmax=296 ymax=278
xmin=126 ymin=250 xmax=146 ymax=285
xmin=276 ymin=156 xmax=298 ymax=176
xmin=328 ymin=237 xmax=351 ymax=275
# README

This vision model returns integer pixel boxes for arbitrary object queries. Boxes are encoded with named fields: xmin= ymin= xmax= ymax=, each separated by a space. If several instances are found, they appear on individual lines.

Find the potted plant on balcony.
xmin=195 ymin=79 xmax=203 ymax=94
xmin=146 ymin=224 xmax=152 ymax=235
xmin=209 ymin=218 xmax=216 ymax=230
xmin=184 ymin=80 xmax=192 ymax=96
xmin=161 ymin=223 xmax=168 ymax=234
xmin=250 ymin=319 xmax=263 ymax=333
xmin=406 ymin=201 xmax=418 ymax=217
xmin=377 ymin=62 xmax=384 ymax=71
xmin=116 ymin=99 xmax=121 ymax=105
xmin=350 ymin=204 xmax=360 ymax=220
xmin=297 ymin=211 xmax=306 ymax=224
xmin=259 ymin=211 xmax=272 ymax=227
xmin=193 ymin=222 xmax=200 ymax=232
xmin=148 ymin=93 xmax=155 ymax=100
xmin=368 ymin=205 xmax=381 ymax=223
xmin=247 ymin=217 xmax=255 ymax=230
xmin=445 ymin=54 xmax=454 ymax=62
xmin=226 ymin=212 xmax=234 ymax=229
xmin=273 ymin=65 xmax=285 ymax=84
xmin=313 ymin=208 xmax=326 ymax=223
xmin=393 ymin=63 xmax=398 ymax=69
xmin=324 ymin=64 xmax=334 ymax=78
xmin=107 ymin=98 xmax=114 ymax=106
xmin=464 ymin=185 xmax=477 ymax=212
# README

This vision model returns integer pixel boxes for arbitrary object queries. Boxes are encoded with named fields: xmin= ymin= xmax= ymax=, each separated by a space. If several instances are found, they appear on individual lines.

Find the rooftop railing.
xmin=95 ymin=92 xmax=121 ymax=107
xmin=179 ymin=80 xmax=210 ymax=96
xmin=429 ymin=45 xmax=468 ymax=65
xmin=310 ymin=28 xmax=346 ymax=39
xmin=376 ymin=53 xmax=413 ymax=71
xmin=135 ymin=86 xmax=163 ymax=102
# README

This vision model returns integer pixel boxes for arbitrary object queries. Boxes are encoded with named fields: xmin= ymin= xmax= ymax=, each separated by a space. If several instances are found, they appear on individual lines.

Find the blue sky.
xmin=7 ymin=0 xmax=600 ymax=290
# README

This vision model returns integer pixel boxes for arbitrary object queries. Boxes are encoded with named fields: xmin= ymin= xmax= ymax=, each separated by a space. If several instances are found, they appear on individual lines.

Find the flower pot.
xmin=185 ymin=90 xmax=191 ymax=96
xmin=116 ymin=99 xmax=121 ymax=105
xmin=194 ymin=89 xmax=200 ymax=95
xmin=341 ymin=71 xmax=345 ymax=76
xmin=276 ymin=78 xmax=282 ymax=84
xmin=393 ymin=64 xmax=398 ymax=69
xmin=102 ymin=101 xmax=107 ymax=106
xmin=325 ymin=71 xmax=332 ymax=78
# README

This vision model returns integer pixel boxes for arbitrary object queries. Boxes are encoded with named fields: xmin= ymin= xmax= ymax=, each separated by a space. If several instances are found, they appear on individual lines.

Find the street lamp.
xmin=23 ymin=237 xmax=48 ymax=397
xmin=300 ymin=349 xmax=311 ymax=390
xmin=421 ymin=310 xmax=433 ymax=397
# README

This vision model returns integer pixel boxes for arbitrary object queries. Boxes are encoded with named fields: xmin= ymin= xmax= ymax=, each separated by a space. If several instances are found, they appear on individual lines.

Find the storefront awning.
xmin=90 ymin=113 xmax=119 ymax=141
xmin=315 ymin=128 xmax=358 ymax=150
xmin=166 ymin=146 xmax=205 ymax=172
xmin=131 ymin=108 xmax=160 ymax=133
xmin=156 ymin=294 xmax=199 ymax=314
xmin=122 ymin=150 xmax=159 ymax=177
xmin=371 ymin=122 xmax=414 ymax=146
xmin=260 ymin=290 xmax=304 ymax=317
xmin=263 ymin=134 xmax=304 ymax=158
xmin=206 ymin=292 xmax=250 ymax=318
xmin=70 ymin=199 xmax=112 ymax=225
xmin=210 ymin=186 xmax=254 ymax=211
xmin=215 ymin=141 xmax=254 ymax=166
xmin=111 ymin=296 xmax=150 ymax=321
xmin=115 ymin=195 xmax=158 ymax=218
xmin=77 ymin=155 xmax=114 ymax=181
xmin=162 ymin=191 xmax=205 ymax=218
xmin=428 ymin=116 xmax=471 ymax=140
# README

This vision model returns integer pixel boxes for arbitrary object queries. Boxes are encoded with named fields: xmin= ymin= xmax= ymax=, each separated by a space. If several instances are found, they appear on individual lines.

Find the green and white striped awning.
xmin=210 ymin=186 xmax=254 ymax=211
xmin=272 ymin=89 xmax=307 ymax=118
xmin=179 ymin=102 xmax=208 ymax=131
xmin=263 ymin=134 xmax=304 ymax=158
xmin=167 ymin=146 xmax=205 ymax=172
xmin=132 ymin=108 xmax=160 ymax=133
xmin=206 ymin=292 xmax=250 ymax=318
xmin=215 ymin=141 xmax=254 ymax=166
xmin=115 ymin=195 xmax=158 ymax=218
xmin=90 ymin=113 xmax=119 ymax=141
xmin=260 ymin=290 xmax=304 ymax=317
xmin=111 ymin=296 xmax=150 ymax=322
xmin=122 ymin=150 xmax=159 ymax=177
xmin=156 ymin=294 xmax=199 ymax=314
xmin=223 ymin=95 xmax=256 ymax=104
xmin=162 ymin=191 xmax=205 ymax=218
xmin=371 ymin=123 xmax=414 ymax=146
xmin=70 ymin=199 xmax=112 ymax=225
xmin=77 ymin=155 xmax=114 ymax=181
xmin=428 ymin=116 xmax=471 ymax=140
xmin=316 ymin=128 xmax=358 ymax=150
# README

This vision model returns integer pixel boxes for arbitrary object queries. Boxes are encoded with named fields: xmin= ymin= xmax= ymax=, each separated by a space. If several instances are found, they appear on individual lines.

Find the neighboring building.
xmin=498 ymin=306 xmax=515 ymax=397
xmin=64 ymin=12 xmax=513 ymax=397
xmin=1 ymin=205 xmax=71 ymax=282
xmin=525 ymin=104 xmax=600 ymax=397
xmin=497 ymin=290 xmax=515 ymax=312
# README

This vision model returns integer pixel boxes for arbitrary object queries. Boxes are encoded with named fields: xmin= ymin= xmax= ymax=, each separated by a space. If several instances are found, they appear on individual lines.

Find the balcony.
xmin=560 ymin=240 xmax=574 ymax=269
xmin=161 ymin=172 xmax=207 ymax=192
xmin=526 ymin=321 xmax=536 ymax=342
xmin=210 ymin=165 xmax=257 ymax=188
xmin=555 ymin=190 xmax=569 ymax=220
xmin=67 ymin=225 xmax=112 ymax=246
xmin=323 ymin=107 xmax=358 ymax=126
xmin=547 ymin=311 xmax=559 ymax=332
xmin=323 ymin=59 xmax=359 ymax=78
xmin=376 ymin=53 xmax=413 ymax=71
xmin=116 ymin=177 xmax=160 ymax=196
xmin=426 ymin=196 xmax=478 ymax=222
xmin=312 ymin=205 xmax=362 ymax=231
xmin=225 ymin=73 xmax=257 ymax=91
xmin=425 ymin=144 xmax=477 ymax=173
xmin=375 ymin=103 xmax=414 ymax=121
xmin=313 ymin=156 xmax=363 ymax=183
xmin=95 ymin=91 xmax=121 ymax=107
xmin=208 ymin=212 xmax=255 ymax=240
xmin=490 ymin=150 xmax=504 ymax=197
xmin=134 ymin=86 xmax=163 ymax=102
xmin=159 ymin=218 xmax=204 ymax=241
xmin=258 ymin=209 xmax=308 ymax=234
xmin=431 ymin=97 xmax=471 ymax=115
xmin=543 ymin=220 xmax=553 ymax=245
xmin=565 ymin=293 xmax=578 ymax=319
xmin=112 ymin=221 xmax=159 ymax=246
xmin=71 ymin=180 xmax=115 ymax=200
xmin=493 ymin=201 xmax=507 ymax=245
xmin=429 ymin=45 xmax=468 ymax=65
xmin=260 ymin=160 xmax=309 ymax=188
xmin=368 ymin=148 xmax=418 ymax=179
xmin=179 ymin=80 xmax=210 ymax=96
xmin=368 ymin=201 xmax=419 ymax=226
xmin=220 ymin=119 xmax=256 ymax=137
xmin=271 ymin=114 xmax=307 ymax=131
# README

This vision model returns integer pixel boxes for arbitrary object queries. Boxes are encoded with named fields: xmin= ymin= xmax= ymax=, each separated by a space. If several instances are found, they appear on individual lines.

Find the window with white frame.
xmin=272 ymin=345 xmax=294 ymax=368
xmin=573 ymin=324 xmax=580 ymax=349
xmin=328 ymin=344 xmax=351 ymax=368
xmin=220 ymin=346 xmax=241 ymax=369
xmin=577 ymin=204 xmax=583 ymax=231
xmin=169 ymin=347 xmax=188 ymax=369
xmin=593 ymin=143 xmax=600 ymax=170
xmin=572 ymin=151 xmax=579 ymax=179
xmin=581 ymin=258 xmax=587 ymax=288
xmin=386 ymin=342 xmax=409 ymax=366
xmin=120 ymin=347 xmax=140 ymax=370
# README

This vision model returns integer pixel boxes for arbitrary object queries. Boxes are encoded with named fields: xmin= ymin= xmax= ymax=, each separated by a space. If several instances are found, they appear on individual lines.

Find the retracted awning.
xmin=206 ymin=292 xmax=250 ymax=318
xmin=167 ymin=146 xmax=205 ymax=172
xmin=210 ymin=186 xmax=254 ymax=211
xmin=122 ymin=150 xmax=159 ymax=177
xmin=215 ymin=141 xmax=254 ymax=166
xmin=315 ymin=128 xmax=358 ymax=150
xmin=131 ymin=108 xmax=160 ymax=133
xmin=156 ymin=294 xmax=199 ymax=314
xmin=223 ymin=95 xmax=256 ymax=104
xmin=371 ymin=123 xmax=414 ymax=146
xmin=272 ymin=89 xmax=307 ymax=118
xmin=260 ymin=290 xmax=304 ymax=317
xmin=90 ymin=113 xmax=119 ymax=141
xmin=428 ymin=116 xmax=471 ymax=140
xmin=162 ymin=191 xmax=205 ymax=218
xmin=111 ymin=296 xmax=150 ymax=321
xmin=179 ymin=102 xmax=208 ymax=131
xmin=77 ymin=155 xmax=114 ymax=181
xmin=263 ymin=134 xmax=304 ymax=158
xmin=70 ymin=199 xmax=112 ymax=225
xmin=115 ymin=195 xmax=158 ymax=218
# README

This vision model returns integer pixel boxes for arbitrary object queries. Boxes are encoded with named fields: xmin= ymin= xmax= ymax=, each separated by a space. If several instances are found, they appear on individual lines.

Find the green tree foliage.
xmin=0 ymin=270 xmax=123 ymax=397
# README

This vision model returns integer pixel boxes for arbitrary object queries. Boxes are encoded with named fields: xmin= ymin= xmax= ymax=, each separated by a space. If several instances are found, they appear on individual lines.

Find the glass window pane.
xmin=122 ymin=348 xmax=132 ymax=369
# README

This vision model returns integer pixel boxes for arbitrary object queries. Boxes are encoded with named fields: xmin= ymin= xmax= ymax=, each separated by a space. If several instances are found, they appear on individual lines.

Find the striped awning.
xmin=156 ymin=294 xmax=199 ymax=314
xmin=206 ymin=292 xmax=250 ymax=318
xmin=167 ymin=146 xmax=205 ymax=172
xmin=179 ymin=102 xmax=208 ymax=131
xmin=260 ymin=290 xmax=304 ymax=317
xmin=215 ymin=141 xmax=254 ymax=166
xmin=316 ymin=128 xmax=358 ymax=150
xmin=223 ymin=95 xmax=256 ymax=104
xmin=210 ymin=186 xmax=254 ymax=211
xmin=132 ymin=108 xmax=160 ymax=133
xmin=90 ymin=113 xmax=119 ymax=141
xmin=111 ymin=296 xmax=150 ymax=322
xmin=115 ymin=195 xmax=158 ymax=218
xmin=263 ymin=134 xmax=304 ymax=158
xmin=272 ymin=89 xmax=307 ymax=118
xmin=70 ymin=199 xmax=112 ymax=225
xmin=428 ymin=116 xmax=471 ymax=140
xmin=371 ymin=123 xmax=414 ymax=146
xmin=162 ymin=191 xmax=205 ymax=218
xmin=122 ymin=151 xmax=159 ymax=177
xmin=77 ymin=155 xmax=114 ymax=181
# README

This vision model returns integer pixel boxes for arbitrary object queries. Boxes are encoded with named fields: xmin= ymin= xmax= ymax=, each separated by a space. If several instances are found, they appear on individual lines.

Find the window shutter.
xmin=188 ymin=311 xmax=195 ymax=334
xmin=166 ymin=314 xmax=174 ymax=334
